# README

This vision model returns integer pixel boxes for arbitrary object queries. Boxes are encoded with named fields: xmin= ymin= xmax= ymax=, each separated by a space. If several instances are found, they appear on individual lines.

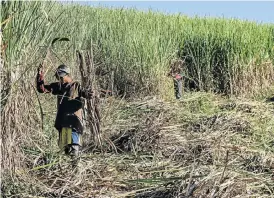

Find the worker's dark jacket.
xmin=36 ymin=73 xmax=92 ymax=134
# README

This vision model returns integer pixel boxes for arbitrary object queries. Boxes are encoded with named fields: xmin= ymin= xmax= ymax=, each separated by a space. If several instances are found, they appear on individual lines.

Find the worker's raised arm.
xmin=36 ymin=64 xmax=53 ymax=93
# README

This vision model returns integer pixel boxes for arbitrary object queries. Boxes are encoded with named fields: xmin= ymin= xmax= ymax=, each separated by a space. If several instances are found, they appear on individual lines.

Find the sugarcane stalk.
xmin=76 ymin=49 xmax=101 ymax=148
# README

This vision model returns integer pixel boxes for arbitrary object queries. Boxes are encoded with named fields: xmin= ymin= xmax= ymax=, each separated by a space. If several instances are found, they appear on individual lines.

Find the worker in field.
xmin=168 ymin=59 xmax=184 ymax=99
xmin=36 ymin=64 xmax=93 ymax=157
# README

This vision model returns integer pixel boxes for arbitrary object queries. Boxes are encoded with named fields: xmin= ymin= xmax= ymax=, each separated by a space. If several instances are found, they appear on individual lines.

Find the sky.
xmin=66 ymin=1 xmax=274 ymax=24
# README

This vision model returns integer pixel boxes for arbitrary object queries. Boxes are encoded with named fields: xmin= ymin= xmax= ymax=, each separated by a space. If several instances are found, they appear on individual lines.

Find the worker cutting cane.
xmin=36 ymin=64 xmax=93 ymax=156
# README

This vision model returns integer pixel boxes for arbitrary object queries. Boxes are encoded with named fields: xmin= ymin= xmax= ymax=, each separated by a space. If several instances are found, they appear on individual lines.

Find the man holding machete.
xmin=36 ymin=63 xmax=93 ymax=157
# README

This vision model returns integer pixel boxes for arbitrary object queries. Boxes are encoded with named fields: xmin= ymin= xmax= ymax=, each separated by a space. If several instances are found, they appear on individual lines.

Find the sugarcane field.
xmin=1 ymin=1 xmax=274 ymax=198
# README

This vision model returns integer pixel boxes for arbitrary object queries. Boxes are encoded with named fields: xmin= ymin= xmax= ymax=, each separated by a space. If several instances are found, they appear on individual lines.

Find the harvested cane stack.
xmin=76 ymin=49 xmax=102 ymax=148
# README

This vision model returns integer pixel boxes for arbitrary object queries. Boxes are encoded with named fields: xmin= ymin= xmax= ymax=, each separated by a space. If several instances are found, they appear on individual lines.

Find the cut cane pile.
xmin=2 ymin=92 xmax=274 ymax=197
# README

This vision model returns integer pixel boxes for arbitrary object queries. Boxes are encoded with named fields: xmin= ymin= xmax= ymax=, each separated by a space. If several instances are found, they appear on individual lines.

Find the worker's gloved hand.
xmin=86 ymin=89 xmax=94 ymax=98
xmin=37 ymin=64 xmax=45 ymax=84
xmin=37 ymin=64 xmax=43 ymax=74
xmin=83 ymin=88 xmax=94 ymax=99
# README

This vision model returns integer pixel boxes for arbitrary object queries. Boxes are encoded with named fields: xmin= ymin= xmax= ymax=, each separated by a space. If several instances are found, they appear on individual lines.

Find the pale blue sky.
xmin=67 ymin=1 xmax=274 ymax=24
